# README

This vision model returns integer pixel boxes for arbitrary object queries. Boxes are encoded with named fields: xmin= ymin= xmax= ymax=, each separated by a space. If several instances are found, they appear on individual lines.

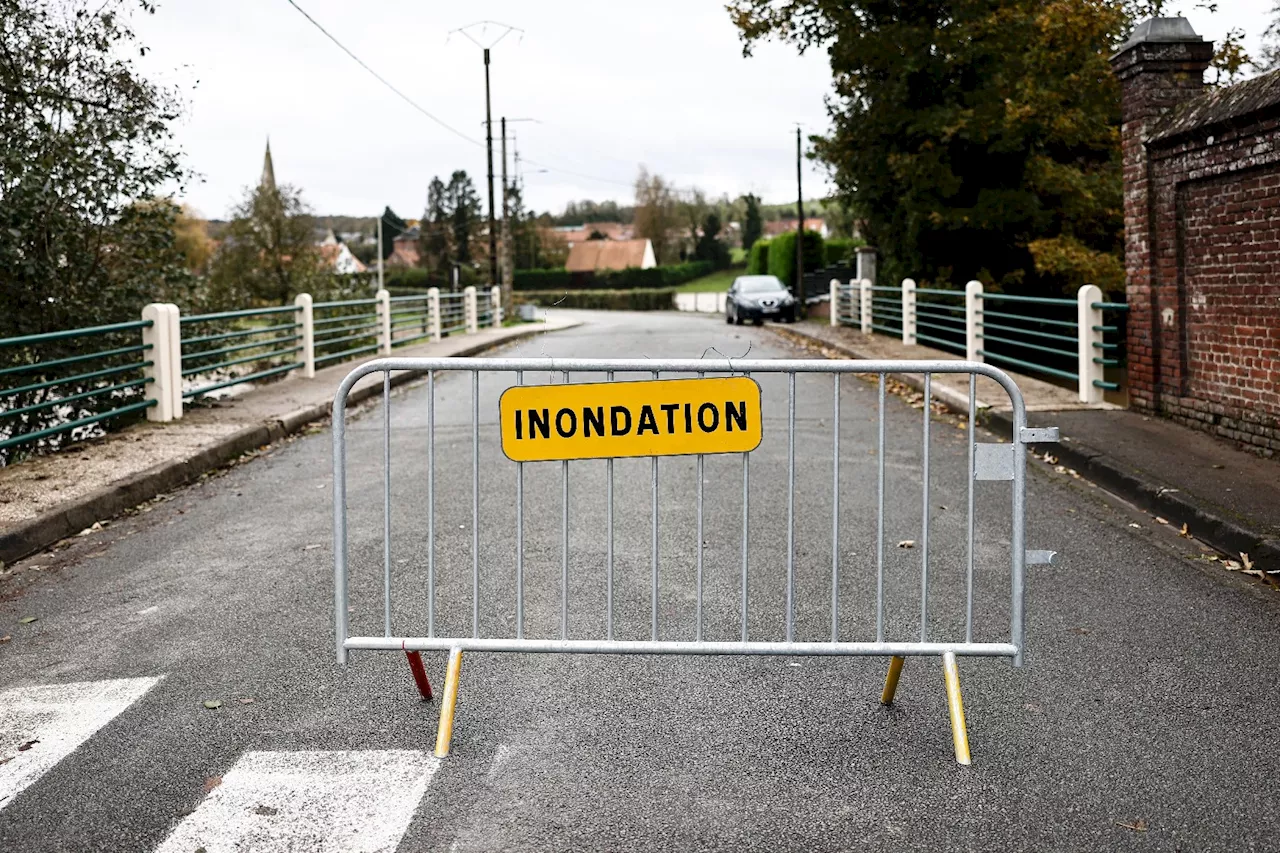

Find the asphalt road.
xmin=2 ymin=310 xmax=1279 ymax=851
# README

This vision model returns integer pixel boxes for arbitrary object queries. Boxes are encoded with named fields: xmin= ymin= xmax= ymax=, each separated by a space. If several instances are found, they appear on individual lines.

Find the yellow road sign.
xmin=499 ymin=376 xmax=763 ymax=462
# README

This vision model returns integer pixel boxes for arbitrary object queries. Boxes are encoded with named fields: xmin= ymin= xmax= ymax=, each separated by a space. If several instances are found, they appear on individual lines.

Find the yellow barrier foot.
xmin=942 ymin=651 xmax=971 ymax=766
xmin=880 ymin=655 xmax=906 ymax=705
xmin=433 ymin=647 xmax=463 ymax=758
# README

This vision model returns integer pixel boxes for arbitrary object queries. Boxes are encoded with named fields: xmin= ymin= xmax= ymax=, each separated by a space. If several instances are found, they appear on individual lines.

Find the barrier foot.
xmin=406 ymin=651 xmax=433 ymax=701
xmin=880 ymin=655 xmax=905 ymax=705
xmin=433 ymin=647 xmax=463 ymax=758
xmin=942 ymin=651 xmax=971 ymax=766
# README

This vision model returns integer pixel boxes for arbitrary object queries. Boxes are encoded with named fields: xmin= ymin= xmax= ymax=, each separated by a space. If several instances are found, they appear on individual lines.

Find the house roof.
xmin=565 ymin=239 xmax=651 ymax=272
xmin=1151 ymin=68 xmax=1280 ymax=143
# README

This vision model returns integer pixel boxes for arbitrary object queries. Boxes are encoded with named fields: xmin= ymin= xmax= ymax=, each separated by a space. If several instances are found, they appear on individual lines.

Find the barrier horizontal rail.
xmin=332 ymin=355 xmax=1058 ymax=764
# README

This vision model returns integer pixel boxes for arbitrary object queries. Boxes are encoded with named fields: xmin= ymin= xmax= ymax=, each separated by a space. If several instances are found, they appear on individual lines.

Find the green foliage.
xmin=694 ymin=211 xmax=732 ymax=268
xmin=513 ymin=268 xmax=573 ymax=290
xmin=514 ymin=289 xmax=677 ymax=311
xmin=741 ymin=194 xmax=763 ymax=252
xmin=206 ymin=181 xmax=329 ymax=307
xmin=746 ymin=239 xmax=770 ymax=274
xmin=0 ymin=0 xmax=191 ymax=460
xmin=729 ymin=0 xmax=1132 ymax=295
xmin=766 ymin=230 xmax=825 ymax=288
xmin=824 ymin=237 xmax=863 ymax=266
xmin=513 ymin=262 xmax=713 ymax=291
xmin=378 ymin=207 xmax=406 ymax=260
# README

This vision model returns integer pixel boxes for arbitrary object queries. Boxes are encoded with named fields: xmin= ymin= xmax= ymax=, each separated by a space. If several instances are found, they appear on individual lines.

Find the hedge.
xmin=513 ymin=288 xmax=676 ymax=311
xmin=746 ymin=239 xmax=770 ymax=275
xmin=513 ymin=261 xmax=712 ymax=292
xmin=767 ymin=230 xmax=826 ymax=288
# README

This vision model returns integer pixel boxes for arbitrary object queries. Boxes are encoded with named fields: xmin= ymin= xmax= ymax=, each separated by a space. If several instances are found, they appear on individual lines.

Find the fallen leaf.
xmin=238 ymin=697 xmax=255 ymax=705
xmin=1179 ymin=523 xmax=1190 ymax=538
xmin=897 ymin=540 xmax=916 ymax=549
xmin=1128 ymin=523 xmax=1141 ymax=529
xmin=1211 ymin=464 xmax=1225 ymax=469
xmin=1223 ymin=560 xmax=1242 ymax=571
xmin=1241 ymin=553 xmax=1254 ymax=571
xmin=18 ymin=616 xmax=37 ymax=624
xmin=0 ymin=635 xmax=10 ymax=643
xmin=203 ymin=776 xmax=222 ymax=793
xmin=302 ymin=544 xmax=321 ymax=551
xmin=254 ymin=805 xmax=279 ymax=816
xmin=1115 ymin=819 xmax=1148 ymax=832
xmin=1155 ymin=517 xmax=1169 ymax=525
xmin=203 ymin=699 xmax=223 ymax=710
xmin=18 ymin=739 xmax=39 ymax=751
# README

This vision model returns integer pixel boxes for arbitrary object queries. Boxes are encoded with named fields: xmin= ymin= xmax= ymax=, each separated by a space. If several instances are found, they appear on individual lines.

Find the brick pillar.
xmin=1110 ymin=18 xmax=1212 ymax=413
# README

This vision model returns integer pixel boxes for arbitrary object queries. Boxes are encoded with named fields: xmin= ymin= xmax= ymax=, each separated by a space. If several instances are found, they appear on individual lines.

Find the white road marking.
xmin=155 ymin=750 xmax=440 ymax=853
xmin=0 ymin=676 xmax=162 ymax=810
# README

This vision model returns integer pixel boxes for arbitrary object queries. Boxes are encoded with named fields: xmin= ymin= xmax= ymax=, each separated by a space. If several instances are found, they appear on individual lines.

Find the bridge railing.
xmin=831 ymin=278 xmax=1127 ymax=404
xmin=0 ymin=286 xmax=503 ymax=461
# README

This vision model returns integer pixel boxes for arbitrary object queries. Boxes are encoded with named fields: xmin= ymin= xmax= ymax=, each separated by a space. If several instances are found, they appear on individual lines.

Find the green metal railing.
xmin=1 ymin=320 xmax=156 ymax=458
xmin=439 ymin=292 xmax=467 ymax=336
xmin=181 ymin=306 xmax=304 ymax=400
xmin=389 ymin=294 xmax=435 ymax=349
xmin=976 ymin=292 xmax=1079 ymax=383
xmin=912 ymin=288 xmax=966 ymax=355
xmin=869 ymin=286 xmax=903 ymax=337
xmin=315 ymin=298 xmax=380 ymax=366
xmin=1090 ymin=302 xmax=1128 ymax=391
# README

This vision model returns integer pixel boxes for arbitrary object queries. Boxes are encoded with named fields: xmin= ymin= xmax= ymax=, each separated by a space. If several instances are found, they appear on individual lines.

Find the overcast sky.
xmin=133 ymin=0 xmax=1275 ymax=222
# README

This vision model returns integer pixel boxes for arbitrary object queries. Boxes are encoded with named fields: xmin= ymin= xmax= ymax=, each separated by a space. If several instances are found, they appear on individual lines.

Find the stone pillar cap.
xmin=1116 ymin=17 xmax=1203 ymax=54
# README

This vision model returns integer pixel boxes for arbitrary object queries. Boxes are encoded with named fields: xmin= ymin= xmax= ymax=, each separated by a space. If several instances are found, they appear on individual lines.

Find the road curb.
xmin=0 ymin=323 xmax=576 ymax=566
xmin=770 ymin=324 xmax=1280 ymax=573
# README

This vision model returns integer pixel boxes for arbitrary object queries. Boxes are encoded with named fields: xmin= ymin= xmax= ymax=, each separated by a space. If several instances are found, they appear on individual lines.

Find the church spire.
xmin=261 ymin=138 xmax=277 ymax=192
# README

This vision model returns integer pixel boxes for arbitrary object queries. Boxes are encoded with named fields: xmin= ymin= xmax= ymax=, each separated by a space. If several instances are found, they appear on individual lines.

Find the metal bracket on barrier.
xmin=1026 ymin=550 xmax=1058 ymax=566
xmin=974 ymin=443 xmax=1014 ymax=481
xmin=1019 ymin=427 xmax=1060 ymax=443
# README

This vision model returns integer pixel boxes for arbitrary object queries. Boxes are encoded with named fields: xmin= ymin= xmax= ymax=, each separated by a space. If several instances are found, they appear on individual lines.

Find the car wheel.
xmin=753 ymin=317 xmax=763 ymax=326
xmin=725 ymin=309 xmax=732 ymax=324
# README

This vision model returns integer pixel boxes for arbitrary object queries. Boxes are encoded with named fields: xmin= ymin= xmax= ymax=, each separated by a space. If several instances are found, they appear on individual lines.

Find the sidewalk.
xmin=0 ymin=318 xmax=578 ymax=564
xmin=777 ymin=320 xmax=1280 ymax=573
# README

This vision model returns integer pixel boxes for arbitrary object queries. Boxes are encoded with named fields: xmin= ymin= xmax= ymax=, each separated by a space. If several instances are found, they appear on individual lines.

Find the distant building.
xmin=565 ymin=238 xmax=656 ymax=272
xmin=763 ymin=218 xmax=829 ymax=240
xmin=383 ymin=226 xmax=421 ymax=268
xmin=554 ymin=221 xmax=633 ymax=249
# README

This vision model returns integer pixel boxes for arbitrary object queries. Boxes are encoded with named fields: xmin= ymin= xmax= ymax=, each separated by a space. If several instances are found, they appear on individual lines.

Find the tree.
xmin=173 ymin=205 xmax=214 ymax=274
xmin=420 ymin=177 xmax=451 ymax=272
xmin=207 ymin=180 xmax=328 ymax=307
xmin=633 ymin=167 xmax=679 ymax=263
xmin=378 ymin=206 xmax=406 ymax=261
xmin=741 ymin=193 xmax=763 ymax=253
xmin=678 ymin=188 xmax=709 ymax=260
xmin=1258 ymin=2 xmax=1280 ymax=72
xmin=694 ymin=211 xmax=732 ymax=268
xmin=445 ymin=171 xmax=481 ymax=265
xmin=729 ymin=0 xmax=1144 ymax=294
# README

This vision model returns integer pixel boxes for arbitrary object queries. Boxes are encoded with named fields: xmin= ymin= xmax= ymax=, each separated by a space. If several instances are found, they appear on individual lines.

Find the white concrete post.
xmin=141 ymin=303 xmax=181 ymax=422
xmin=491 ymin=285 xmax=503 ymax=326
xmin=965 ymin=280 xmax=984 ymax=362
xmin=464 ymin=285 xmax=478 ymax=334
xmin=375 ymin=288 xmax=392 ymax=355
xmin=294 ymin=293 xmax=315 ymax=378
xmin=829 ymin=279 xmax=840 ymax=327
xmin=859 ymin=278 xmax=872 ymax=334
xmin=902 ymin=278 xmax=917 ymax=346
xmin=427 ymin=287 xmax=442 ymax=342
xmin=1078 ymin=284 xmax=1105 ymax=403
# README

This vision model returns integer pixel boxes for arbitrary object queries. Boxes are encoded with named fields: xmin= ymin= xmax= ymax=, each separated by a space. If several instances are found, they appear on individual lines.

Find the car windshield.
xmin=738 ymin=277 xmax=786 ymax=294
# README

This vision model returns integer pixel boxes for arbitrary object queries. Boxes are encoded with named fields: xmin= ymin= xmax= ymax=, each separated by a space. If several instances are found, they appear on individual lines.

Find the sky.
xmin=132 ymin=0 xmax=1276 ymax=222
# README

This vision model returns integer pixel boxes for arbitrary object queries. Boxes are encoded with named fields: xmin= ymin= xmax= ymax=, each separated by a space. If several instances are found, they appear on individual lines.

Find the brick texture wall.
xmin=1114 ymin=29 xmax=1280 ymax=456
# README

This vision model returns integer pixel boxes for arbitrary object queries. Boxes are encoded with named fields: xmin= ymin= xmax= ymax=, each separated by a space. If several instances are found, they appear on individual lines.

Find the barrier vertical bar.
xmin=383 ymin=372 xmax=392 ymax=637
xmin=294 ymin=293 xmax=315 ymax=378
xmin=831 ymin=373 xmax=840 ymax=641
xmin=561 ymin=370 xmax=570 ymax=641
xmin=1078 ymin=284 xmax=1104 ymax=403
xmin=965 ymin=280 xmax=984 ymax=362
xmin=651 ymin=369 xmax=660 ymax=641
xmin=786 ymin=372 xmax=796 ymax=643
xmin=606 ymin=370 xmax=615 ymax=642
xmin=921 ymin=373 xmax=931 ymax=642
xmin=516 ymin=370 xmax=524 ymax=640
xmin=860 ymin=279 xmax=872 ymax=334
xmin=829 ymin=279 xmax=840 ymax=327
xmin=696 ymin=370 xmax=705 ymax=642
xmin=428 ymin=287 xmax=442 ymax=342
xmin=333 ymin=370 xmax=348 ymax=664
xmin=491 ymin=285 xmax=503 ymax=326
xmin=472 ymin=370 xmax=480 ymax=639
xmin=427 ymin=371 xmax=435 ymax=637
xmin=902 ymin=278 xmax=917 ymax=346
xmin=464 ymin=285 xmax=479 ymax=335
xmin=965 ymin=374 xmax=976 ymax=643
xmin=741 ymin=447 xmax=750 ymax=643
xmin=376 ymin=288 xmax=392 ymax=355
xmin=876 ymin=374 xmax=886 ymax=642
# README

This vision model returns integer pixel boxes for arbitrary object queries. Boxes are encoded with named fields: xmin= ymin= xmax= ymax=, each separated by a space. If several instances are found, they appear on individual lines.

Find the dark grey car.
xmin=725 ymin=275 xmax=797 ymax=325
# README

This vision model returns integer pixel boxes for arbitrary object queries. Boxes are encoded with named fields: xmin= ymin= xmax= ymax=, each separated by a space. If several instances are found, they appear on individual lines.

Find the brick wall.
xmin=1113 ymin=20 xmax=1280 ymax=456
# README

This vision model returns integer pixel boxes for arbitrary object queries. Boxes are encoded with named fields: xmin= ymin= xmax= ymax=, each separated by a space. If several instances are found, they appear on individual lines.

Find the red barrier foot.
xmin=406 ymin=651 xmax=434 ymax=701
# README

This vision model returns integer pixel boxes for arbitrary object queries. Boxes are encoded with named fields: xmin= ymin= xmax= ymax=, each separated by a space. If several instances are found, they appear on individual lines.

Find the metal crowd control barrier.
xmin=332 ymin=357 xmax=1058 ymax=765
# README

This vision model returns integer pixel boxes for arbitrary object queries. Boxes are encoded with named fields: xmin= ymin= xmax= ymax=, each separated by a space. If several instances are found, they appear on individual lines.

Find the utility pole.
xmin=501 ymin=116 xmax=510 ymax=301
xmin=796 ymin=125 xmax=805 ymax=299
xmin=450 ymin=21 xmax=523 ymax=291
xmin=376 ymin=210 xmax=384 ymax=292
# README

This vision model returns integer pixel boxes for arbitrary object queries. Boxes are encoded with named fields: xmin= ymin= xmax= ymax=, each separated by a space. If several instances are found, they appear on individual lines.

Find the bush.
xmin=746 ymin=239 xmax=770 ymax=274
xmin=513 ymin=288 xmax=676 ymax=311
xmin=514 ymin=268 xmax=572 ymax=290
xmin=825 ymin=238 xmax=858 ymax=266
xmin=767 ymin=230 xmax=825 ymax=288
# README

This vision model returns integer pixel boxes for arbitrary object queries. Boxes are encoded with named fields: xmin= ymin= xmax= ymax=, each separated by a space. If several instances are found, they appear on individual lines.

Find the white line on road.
xmin=0 ymin=676 xmax=162 ymax=810
xmin=155 ymin=750 xmax=440 ymax=853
